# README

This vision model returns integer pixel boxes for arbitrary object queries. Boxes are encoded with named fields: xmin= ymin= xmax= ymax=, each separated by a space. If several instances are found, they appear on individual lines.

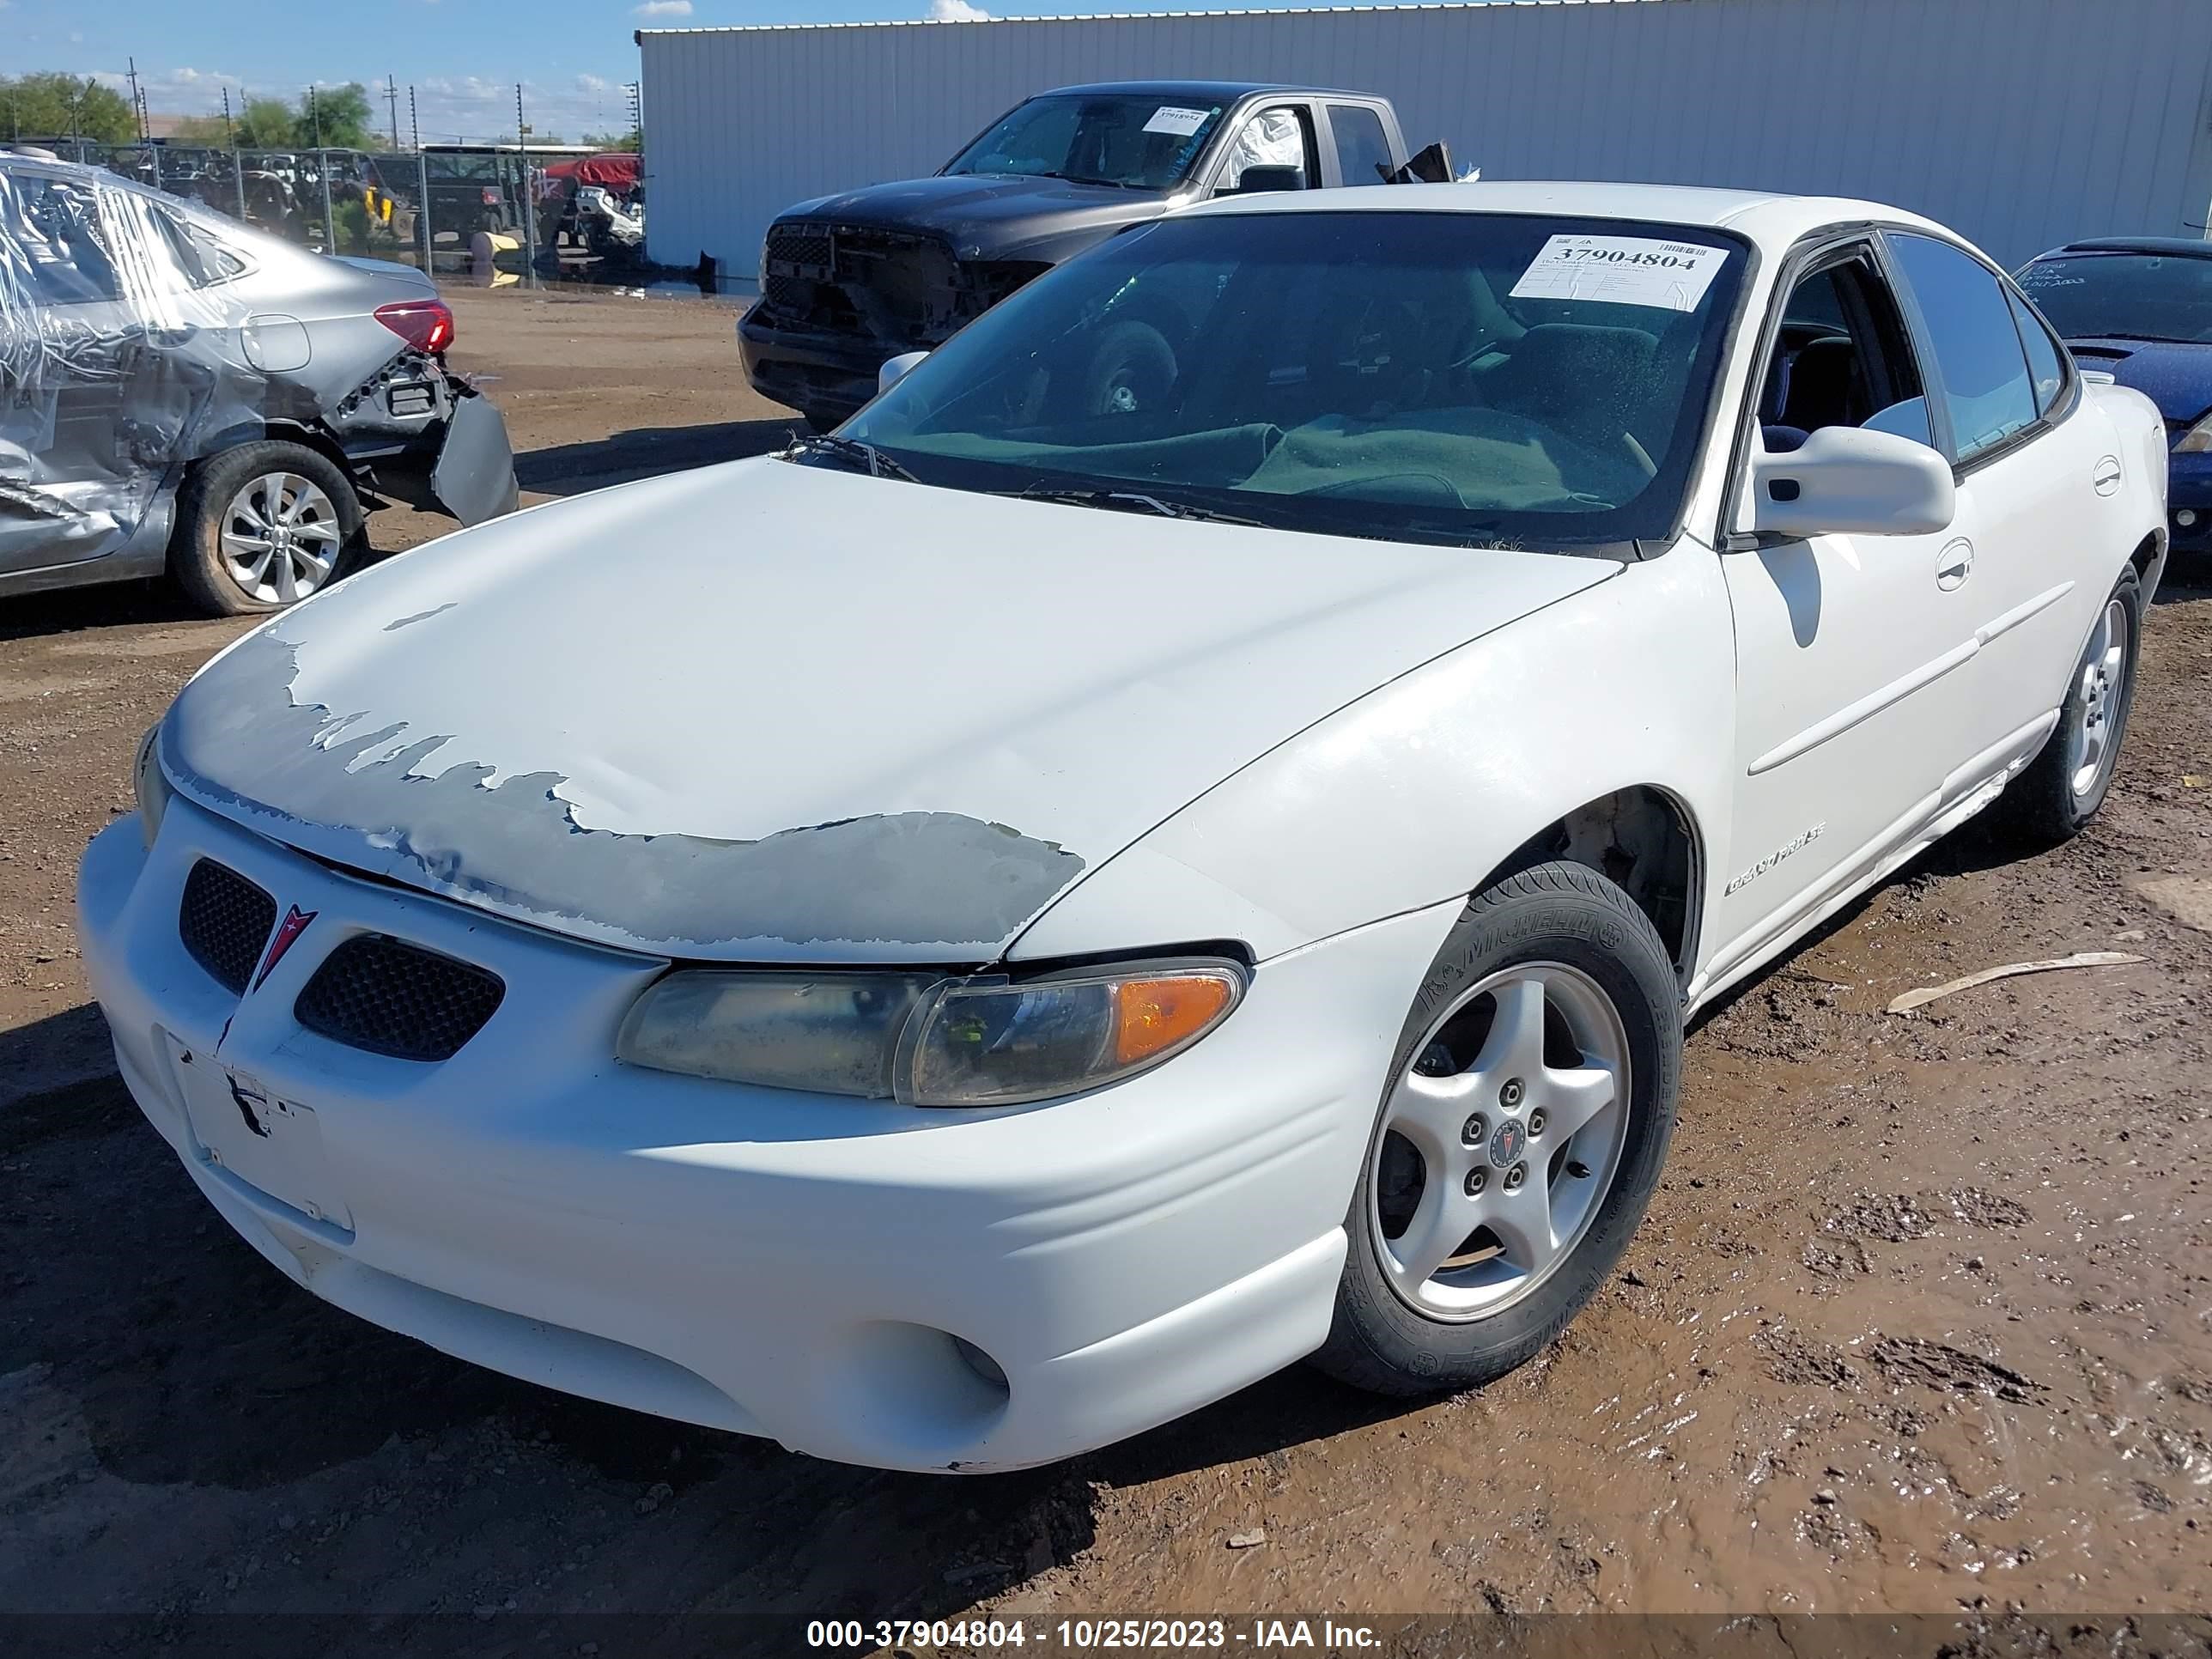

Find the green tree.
xmin=0 ymin=72 xmax=137 ymax=144
xmin=295 ymin=82 xmax=378 ymax=149
xmin=581 ymin=128 xmax=642 ymax=153
xmin=234 ymin=97 xmax=299 ymax=149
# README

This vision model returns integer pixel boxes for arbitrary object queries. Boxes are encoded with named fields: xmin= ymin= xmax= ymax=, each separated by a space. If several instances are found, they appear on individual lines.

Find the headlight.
xmin=617 ymin=972 xmax=939 ymax=1098
xmin=617 ymin=958 xmax=1244 ymax=1107
xmin=133 ymin=723 xmax=173 ymax=848
xmin=2178 ymin=412 xmax=2212 ymax=454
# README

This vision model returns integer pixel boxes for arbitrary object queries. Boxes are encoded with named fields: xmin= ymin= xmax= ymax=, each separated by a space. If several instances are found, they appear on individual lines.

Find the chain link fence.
xmin=26 ymin=139 xmax=645 ymax=282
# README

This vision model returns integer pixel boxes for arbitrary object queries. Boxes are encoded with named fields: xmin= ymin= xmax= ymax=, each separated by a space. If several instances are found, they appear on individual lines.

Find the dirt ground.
xmin=3 ymin=288 xmax=2209 ymax=1652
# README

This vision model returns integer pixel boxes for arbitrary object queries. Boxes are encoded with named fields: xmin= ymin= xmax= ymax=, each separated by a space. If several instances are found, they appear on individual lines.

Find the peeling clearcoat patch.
xmin=162 ymin=629 xmax=1085 ymax=958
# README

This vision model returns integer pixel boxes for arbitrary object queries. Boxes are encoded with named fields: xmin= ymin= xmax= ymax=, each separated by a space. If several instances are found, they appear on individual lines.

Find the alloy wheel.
xmin=1369 ymin=962 xmax=1632 ymax=1322
xmin=220 ymin=471 xmax=342 ymax=605
xmin=2066 ymin=597 xmax=2131 ymax=801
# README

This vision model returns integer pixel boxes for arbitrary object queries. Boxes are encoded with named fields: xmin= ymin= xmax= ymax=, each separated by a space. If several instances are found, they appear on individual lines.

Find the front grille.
xmin=759 ymin=221 xmax=963 ymax=347
xmin=762 ymin=222 xmax=835 ymax=313
xmin=179 ymin=860 xmax=278 ymax=994
xmin=294 ymin=934 xmax=505 ymax=1062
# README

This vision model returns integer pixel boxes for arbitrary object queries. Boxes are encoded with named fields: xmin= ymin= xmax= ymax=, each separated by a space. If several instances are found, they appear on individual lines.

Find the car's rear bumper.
xmin=736 ymin=302 xmax=889 ymax=426
xmin=79 ymin=799 xmax=1454 ymax=1472
xmin=357 ymin=391 xmax=517 ymax=526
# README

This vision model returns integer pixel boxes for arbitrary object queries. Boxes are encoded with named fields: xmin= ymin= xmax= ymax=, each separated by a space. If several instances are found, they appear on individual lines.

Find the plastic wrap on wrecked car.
xmin=0 ymin=169 xmax=270 ymax=564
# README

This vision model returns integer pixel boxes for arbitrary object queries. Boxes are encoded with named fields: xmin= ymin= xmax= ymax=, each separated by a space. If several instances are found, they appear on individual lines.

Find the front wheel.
xmin=1310 ymin=862 xmax=1682 ymax=1397
xmin=1989 ymin=566 xmax=2142 ymax=848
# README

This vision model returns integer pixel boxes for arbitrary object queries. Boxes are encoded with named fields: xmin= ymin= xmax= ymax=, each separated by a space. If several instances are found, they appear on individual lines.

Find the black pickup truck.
xmin=737 ymin=81 xmax=1422 ymax=430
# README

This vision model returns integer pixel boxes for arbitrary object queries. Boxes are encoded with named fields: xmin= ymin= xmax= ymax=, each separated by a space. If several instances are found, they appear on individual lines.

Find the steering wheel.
xmin=1080 ymin=319 xmax=1178 ymax=419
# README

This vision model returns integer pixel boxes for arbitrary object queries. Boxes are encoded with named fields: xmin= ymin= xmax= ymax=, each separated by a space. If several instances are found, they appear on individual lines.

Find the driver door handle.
xmin=1936 ymin=538 xmax=1975 ymax=592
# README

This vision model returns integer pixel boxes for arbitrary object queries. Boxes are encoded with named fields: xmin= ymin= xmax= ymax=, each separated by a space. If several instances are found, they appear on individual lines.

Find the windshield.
xmin=2016 ymin=252 xmax=2212 ymax=343
xmin=942 ymin=94 xmax=1226 ymax=191
xmin=838 ymin=211 xmax=1747 ymax=548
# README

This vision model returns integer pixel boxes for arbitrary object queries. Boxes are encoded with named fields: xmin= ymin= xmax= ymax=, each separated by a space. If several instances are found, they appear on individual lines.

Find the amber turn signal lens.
xmin=1112 ymin=974 xmax=1237 ymax=1066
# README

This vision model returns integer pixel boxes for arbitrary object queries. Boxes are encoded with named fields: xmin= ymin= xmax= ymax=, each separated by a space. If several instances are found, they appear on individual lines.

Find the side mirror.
xmin=1747 ymin=424 xmax=1956 ymax=539
xmin=878 ymin=350 xmax=928 ymax=395
xmin=1231 ymin=165 xmax=1305 ymax=196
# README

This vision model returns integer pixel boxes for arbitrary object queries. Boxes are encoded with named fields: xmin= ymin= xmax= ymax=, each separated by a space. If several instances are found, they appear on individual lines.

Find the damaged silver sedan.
xmin=2 ymin=155 xmax=514 ymax=613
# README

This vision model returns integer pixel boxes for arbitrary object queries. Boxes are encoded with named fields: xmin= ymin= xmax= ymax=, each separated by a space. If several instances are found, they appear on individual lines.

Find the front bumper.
xmin=79 ymin=799 xmax=1455 ymax=1472
xmin=736 ymin=301 xmax=890 ymax=427
xmin=2167 ymin=450 xmax=2212 ymax=556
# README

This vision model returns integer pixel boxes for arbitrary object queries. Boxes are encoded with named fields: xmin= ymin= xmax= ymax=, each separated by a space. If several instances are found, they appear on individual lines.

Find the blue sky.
xmin=5 ymin=0 xmax=1323 ymax=146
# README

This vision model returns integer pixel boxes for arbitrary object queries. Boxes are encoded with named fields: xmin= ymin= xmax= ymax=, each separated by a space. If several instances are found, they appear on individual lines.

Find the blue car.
xmin=2017 ymin=237 xmax=2212 ymax=558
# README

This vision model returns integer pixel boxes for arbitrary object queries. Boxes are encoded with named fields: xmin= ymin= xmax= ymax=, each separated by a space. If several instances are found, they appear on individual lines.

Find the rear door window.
xmin=2007 ymin=288 xmax=2067 ymax=416
xmin=1887 ymin=232 xmax=2039 ymax=464
xmin=1327 ymin=105 xmax=1396 ymax=187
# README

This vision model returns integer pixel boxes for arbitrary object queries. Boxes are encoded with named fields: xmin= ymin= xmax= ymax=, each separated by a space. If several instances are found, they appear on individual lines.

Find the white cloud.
xmin=929 ymin=0 xmax=993 ymax=17
xmin=633 ymin=0 xmax=692 ymax=15
xmin=575 ymin=73 xmax=611 ymax=94
xmin=90 ymin=65 xmax=245 ymax=111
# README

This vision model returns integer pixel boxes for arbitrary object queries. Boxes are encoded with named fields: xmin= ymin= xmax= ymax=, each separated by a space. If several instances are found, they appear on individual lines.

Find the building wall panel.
xmin=640 ymin=0 xmax=2212 ymax=276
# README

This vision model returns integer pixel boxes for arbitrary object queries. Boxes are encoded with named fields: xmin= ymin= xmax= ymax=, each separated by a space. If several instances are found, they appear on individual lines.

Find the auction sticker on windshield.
xmin=1143 ymin=106 xmax=1213 ymax=137
xmin=1509 ymin=234 xmax=1729 ymax=312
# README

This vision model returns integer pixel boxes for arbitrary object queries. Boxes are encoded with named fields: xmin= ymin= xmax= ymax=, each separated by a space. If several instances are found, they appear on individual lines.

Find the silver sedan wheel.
xmin=2066 ymin=597 xmax=2131 ymax=802
xmin=220 ymin=471 xmax=341 ymax=605
xmin=1369 ymin=962 xmax=1632 ymax=1322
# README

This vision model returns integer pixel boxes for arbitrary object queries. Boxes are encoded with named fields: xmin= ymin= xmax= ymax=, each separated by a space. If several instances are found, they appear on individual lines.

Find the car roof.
xmin=1187 ymin=179 xmax=1957 ymax=255
xmin=1 ymin=153 xmax=92 ymax=178
xmin=2033 ymin=236 xmax=2212 ymax=259
xmin=1036 ymin=80 xmax=1376 ymax=102
xmin=3 ymin=153 xmax=155 ymax=195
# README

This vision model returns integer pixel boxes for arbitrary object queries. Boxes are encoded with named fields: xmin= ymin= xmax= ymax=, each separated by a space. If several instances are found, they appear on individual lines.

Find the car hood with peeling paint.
xmin=159 ymin=457 xmax=1620 ymax=963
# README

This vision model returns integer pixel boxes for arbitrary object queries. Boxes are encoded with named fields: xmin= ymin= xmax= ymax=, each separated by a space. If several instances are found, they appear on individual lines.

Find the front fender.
xmin=1011 ymin=548 xmax=1738 ymax=965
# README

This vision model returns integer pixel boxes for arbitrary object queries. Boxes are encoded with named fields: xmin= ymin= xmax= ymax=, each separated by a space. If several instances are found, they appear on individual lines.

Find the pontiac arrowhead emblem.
xmin=252 ymin=905 xmax=319 ymax=992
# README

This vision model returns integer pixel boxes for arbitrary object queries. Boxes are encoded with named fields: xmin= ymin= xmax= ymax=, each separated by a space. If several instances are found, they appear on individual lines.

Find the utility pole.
xmin=309 ymin=87 xmax=336 ymax=252
xmin=127 ymin=58 xmax=148 ymax=142
xmin=226 ymin=88 xmax=246 ymax=220
xmin=515 ymin=83 xmax=538 ymax=289
xmin=386 ymin=76 xmax=401 ymax=151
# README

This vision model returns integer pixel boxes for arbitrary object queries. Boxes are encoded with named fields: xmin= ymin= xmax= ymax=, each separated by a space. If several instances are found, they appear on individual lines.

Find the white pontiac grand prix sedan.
xmin=81 ymin=183 xmax=2166 ymax=1474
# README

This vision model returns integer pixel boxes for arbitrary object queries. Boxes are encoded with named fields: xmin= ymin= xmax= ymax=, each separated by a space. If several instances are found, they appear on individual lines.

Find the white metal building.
xmin=637 ymin=0 xmax=2212 ymax=278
